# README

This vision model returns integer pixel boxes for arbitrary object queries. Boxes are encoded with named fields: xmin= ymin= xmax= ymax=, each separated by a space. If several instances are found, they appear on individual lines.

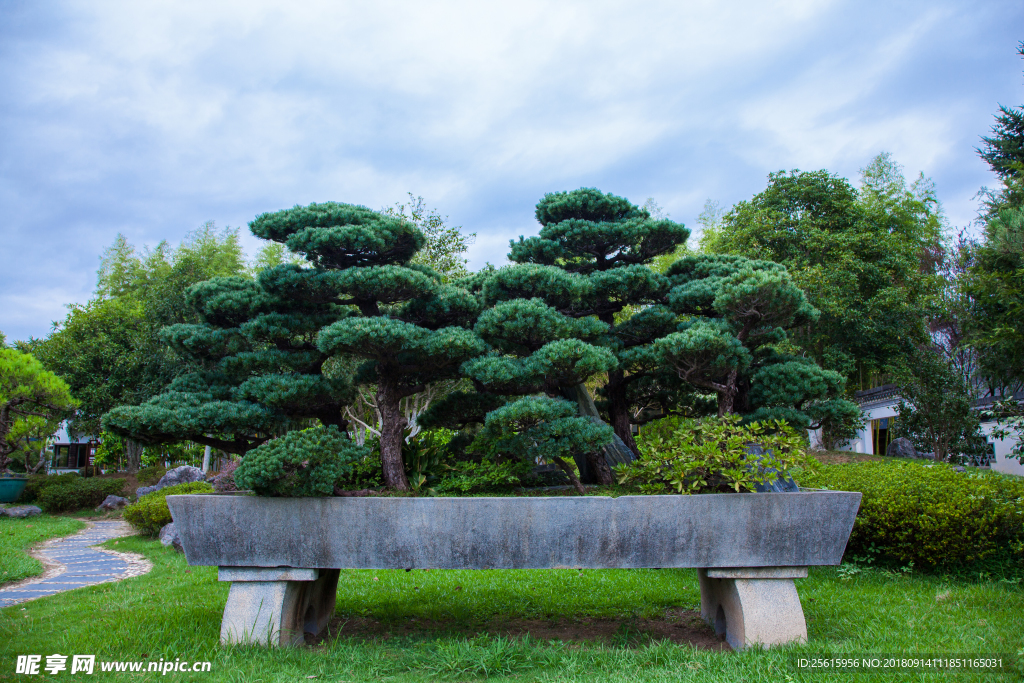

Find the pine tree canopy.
xmin=658 ymin=253 xmax=856 ymax=426
xmin=103 ymin=263 xmax=357 ymax=454
xmin=979 ymin=105 xmax=1024 ymax=181
xmin=499 ymin=189 xmax=690 ymax=460
xmin=254 ymin=202 xmax=485 ymax=490
xmin=98 ymin=191 xmax=859 ymax=492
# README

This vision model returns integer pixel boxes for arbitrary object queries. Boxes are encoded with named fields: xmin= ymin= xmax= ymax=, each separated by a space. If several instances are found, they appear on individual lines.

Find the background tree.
xmin=968 ymin=43 xmax=1024 ymax=392
xmin=383 ymin=194 xmax=476 ymax=282
xmin=891 ymin=347 xmax=988 ymax=463
xmin=977 ymin=42 xmax=1024 ymax=215
xmin=961 ymin=45 xmax=1024 ymax=459
xmin=701 ymin=155 xmax=945 ymax=387
xmin=32 ymin=224 xmax=248 ymax=471
xmin=1 ymin=348 xmax=77 ymax=473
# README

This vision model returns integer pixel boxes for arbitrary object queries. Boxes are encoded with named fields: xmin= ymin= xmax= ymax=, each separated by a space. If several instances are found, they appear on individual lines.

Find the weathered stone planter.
xmin=167 ymin=491 xmax=860 ymax=650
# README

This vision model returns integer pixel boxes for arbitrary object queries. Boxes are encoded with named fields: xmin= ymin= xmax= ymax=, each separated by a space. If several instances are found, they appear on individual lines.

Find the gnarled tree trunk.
xmin=563 ymin=384 xmax=636 ymax=485
xmin=376 ymin=380 xmax=410 ymax=491
xmin=125 ymin=438 xmax=144 ymax=474
xmin=604 ymin=369 xmax=640 ymax=456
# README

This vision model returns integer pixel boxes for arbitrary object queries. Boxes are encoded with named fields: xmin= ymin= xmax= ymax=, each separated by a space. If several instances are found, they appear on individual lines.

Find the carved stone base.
xmin=698 ymin=567 xmax=808 ymax=651
xmin=218 ymin=567 xmax=340 ymax=646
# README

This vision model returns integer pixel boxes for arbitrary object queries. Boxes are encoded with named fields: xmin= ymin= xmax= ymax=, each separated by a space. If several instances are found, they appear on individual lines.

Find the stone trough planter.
xmin=167 ymin=491 xmax=861 ymax=650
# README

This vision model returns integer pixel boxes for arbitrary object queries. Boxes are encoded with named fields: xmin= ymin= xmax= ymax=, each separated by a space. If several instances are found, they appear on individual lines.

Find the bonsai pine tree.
xmin=248 ymin=202 xmax=486 ymax=491
xmin=505 ymin=188 xmax=690 ymax=455
xmin=457 ymin=295 xmax=619 ymax=487
xmin=656 ymin=254 xmax=859 ymax=428
xmin=103 ymin=266 xmax=357 ymax=456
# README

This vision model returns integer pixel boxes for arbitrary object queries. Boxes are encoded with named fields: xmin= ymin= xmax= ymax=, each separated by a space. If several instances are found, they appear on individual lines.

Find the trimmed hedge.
xmin=18 ymin=473 xmax=79 ymax=503
xmin=802 ymin=460 xmax=1024 ymax=568
xmin=36 ymin=477 xmax=127 ymax=513
xmin=122 ymin=481 xmax=214 ymax=535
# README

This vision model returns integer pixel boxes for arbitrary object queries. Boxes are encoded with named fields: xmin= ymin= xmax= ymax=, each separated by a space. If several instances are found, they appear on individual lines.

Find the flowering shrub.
xmin=615 ymin=415 xmax=808 ymax=494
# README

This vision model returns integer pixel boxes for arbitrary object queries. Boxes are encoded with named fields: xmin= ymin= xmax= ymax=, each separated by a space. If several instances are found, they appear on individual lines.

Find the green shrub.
xmin=135 ymin=466 xmax=166 ymax=486
xmin=18 ymin=473 xmax=76 ymax=503
xmin=435 ymin=459 xmax=533 ymax=495
xmin=333 ymin=450 xmax=384 ymax=491
xmin=617 ymin=415 xmax=809 ymax=494
xmin=37 ymin=477 xmax=127 ymax=513
xmin=234 ymin=426 xmax=369 ymax=497
xmin=801 ymin=461 xmax=1024 ymax=568
xmin=122 ymin=481 xmax=214 ymax=534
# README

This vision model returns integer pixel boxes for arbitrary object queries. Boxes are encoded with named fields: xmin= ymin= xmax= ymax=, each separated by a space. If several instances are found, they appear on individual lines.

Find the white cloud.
xmin=1 ymin=0 xmax=1021 ymax=340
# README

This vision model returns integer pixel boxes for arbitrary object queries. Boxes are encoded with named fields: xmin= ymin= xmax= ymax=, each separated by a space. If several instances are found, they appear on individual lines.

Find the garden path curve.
xmin=0 ymin=520 xmax=151 ymax=608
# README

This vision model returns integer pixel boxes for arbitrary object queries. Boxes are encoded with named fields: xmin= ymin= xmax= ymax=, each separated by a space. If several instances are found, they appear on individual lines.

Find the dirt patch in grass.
xmin=811 ymin=450 xmax=884 ymax=465
xmin=317 ymin=607 xmax=728 ymax=650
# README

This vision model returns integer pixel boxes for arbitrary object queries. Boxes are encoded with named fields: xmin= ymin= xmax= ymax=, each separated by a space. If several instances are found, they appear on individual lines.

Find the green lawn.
xmin=1 ymin=534 xmax=1021 ymax=682
xmin=0 ymin=515 xmax=86 ymax=585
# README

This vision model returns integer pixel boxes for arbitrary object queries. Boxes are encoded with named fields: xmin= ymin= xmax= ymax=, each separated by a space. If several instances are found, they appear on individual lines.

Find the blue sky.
xmin=1 ymin=0 xmax=1022 ymax=342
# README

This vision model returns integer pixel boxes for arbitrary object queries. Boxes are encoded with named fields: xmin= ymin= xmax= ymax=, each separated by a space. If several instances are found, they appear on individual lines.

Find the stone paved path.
xmin=0 ymin=521 xmax=150 ymax=608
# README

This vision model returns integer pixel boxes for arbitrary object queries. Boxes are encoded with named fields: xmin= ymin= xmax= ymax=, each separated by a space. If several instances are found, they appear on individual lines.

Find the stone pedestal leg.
xmin=217 ymin=567 xmax=340 ymax=646
xmin=697 ymin=567 xmax=808 ymax=651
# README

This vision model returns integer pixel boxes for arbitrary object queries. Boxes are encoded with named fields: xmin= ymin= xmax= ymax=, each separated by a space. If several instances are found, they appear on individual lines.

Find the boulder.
xmin=96 ymin=495 xmax=128 ymax=511
xmin=745 ymin=443 xmax=799 ymax=492
xmin=136 ymin=465 xmax=205 ymax=498
xmin=0 ymin=505 xmax=42 ymax=518
xmin=159 ymin=522 xmax=184 ymax=552
xmin=886 ymin=437 xmax=918 ymax=459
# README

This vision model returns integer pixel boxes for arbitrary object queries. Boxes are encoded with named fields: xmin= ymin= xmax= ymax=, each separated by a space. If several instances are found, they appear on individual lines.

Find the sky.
xmin=1 ymin=0 xmax=1022 ymax=342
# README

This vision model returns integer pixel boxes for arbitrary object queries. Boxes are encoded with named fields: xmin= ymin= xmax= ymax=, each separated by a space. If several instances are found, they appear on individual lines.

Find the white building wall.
xmin=808 ymin=397 xmax=1023 ymax=476
xmin=981 ymin=422 xmax=1024 ymax=476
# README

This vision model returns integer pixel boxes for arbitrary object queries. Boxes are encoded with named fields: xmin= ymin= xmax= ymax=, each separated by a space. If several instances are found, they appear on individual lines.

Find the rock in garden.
xmin=159 ymin=522 xmax=184 ymax=552
xmin=136 ymin=465 xmax=206 ymax=497
xmin=745 ymin=443 xmax=799 ymax=492
xmin=0 ymin=505 xmax=42 ymax=518
xmin=886 ymin=437 xmax=918 ymax=459
xmin=96 ymin=495 xmax=128 ymax=511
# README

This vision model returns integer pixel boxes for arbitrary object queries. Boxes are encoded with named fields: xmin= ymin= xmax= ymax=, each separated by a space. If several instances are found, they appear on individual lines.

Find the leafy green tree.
xmin=34 ymin=224 xmax=249 ymax=470
xmin=383 ymin=194 xmax=476 ymax=282
xmin=891 ymin=348 xmax=988 ymax=463
xmin=33 ymin=298 xmax=173 ymax=435
xmin=656 ymin=254 xmax=860 ymax=430
xmin=701 ymin=156 xmax=944 ymax=386
xmin=1 ymin=348 xmax=77 ymax=473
